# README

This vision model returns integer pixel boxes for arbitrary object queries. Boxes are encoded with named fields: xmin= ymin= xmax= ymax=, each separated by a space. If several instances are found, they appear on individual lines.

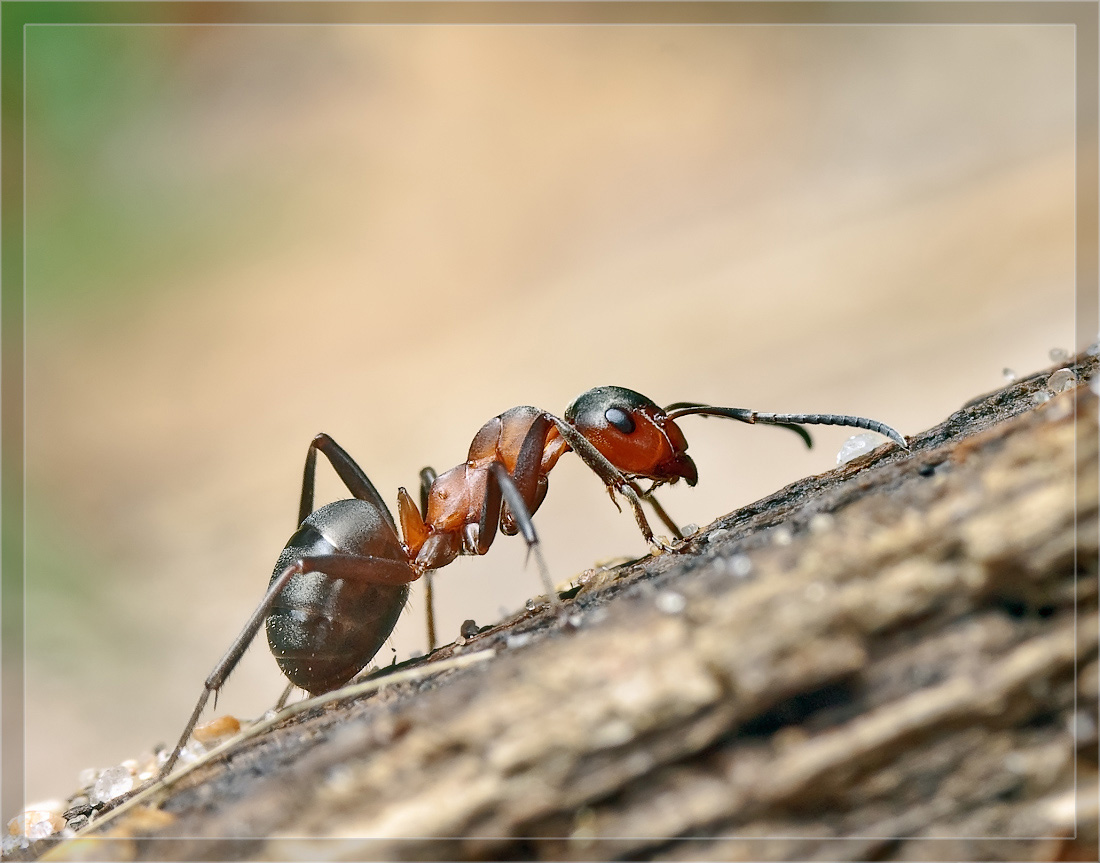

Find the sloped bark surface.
xmin=42 ymin=353 xmax=1099 ymax=862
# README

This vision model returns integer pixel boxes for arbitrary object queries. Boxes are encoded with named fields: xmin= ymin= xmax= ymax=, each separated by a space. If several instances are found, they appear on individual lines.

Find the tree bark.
xmin=42 ymin=353 xmax=1099 ymax=862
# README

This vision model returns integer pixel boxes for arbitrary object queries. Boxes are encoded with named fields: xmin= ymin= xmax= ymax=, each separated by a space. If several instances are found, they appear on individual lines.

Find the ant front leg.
xmin=543 ymin=415 xmax=671 ymax=550
xmin=636 ymin=486 xmax=685 ymax=542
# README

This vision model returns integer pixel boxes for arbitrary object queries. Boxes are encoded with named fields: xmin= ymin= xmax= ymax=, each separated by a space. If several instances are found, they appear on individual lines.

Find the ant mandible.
xmin=160 ymin=385 xmax=906 ymax=776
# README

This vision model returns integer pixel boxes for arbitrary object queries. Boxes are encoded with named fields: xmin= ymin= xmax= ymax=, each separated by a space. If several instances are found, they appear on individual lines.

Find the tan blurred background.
xmin=23 ymin=24 xmax=1075 ymax=806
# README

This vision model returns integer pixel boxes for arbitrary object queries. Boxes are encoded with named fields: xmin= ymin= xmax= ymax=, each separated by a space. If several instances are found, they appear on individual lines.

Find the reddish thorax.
xmin=398 ymin=406 xmax=568 ymax=570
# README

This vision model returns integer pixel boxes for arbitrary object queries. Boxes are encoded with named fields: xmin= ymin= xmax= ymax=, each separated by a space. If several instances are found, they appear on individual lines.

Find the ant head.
xmin=564 ymin=386 xmax=698 ymax=487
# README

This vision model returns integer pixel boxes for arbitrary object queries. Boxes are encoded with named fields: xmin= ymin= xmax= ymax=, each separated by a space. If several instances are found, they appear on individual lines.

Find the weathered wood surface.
xmin=42 ymin=353 xmax=1099 ymax=862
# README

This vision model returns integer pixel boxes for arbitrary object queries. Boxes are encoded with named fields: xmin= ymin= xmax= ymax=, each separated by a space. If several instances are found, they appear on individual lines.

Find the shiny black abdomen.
xmin=265 ymin=498 xmax=411 ymax=694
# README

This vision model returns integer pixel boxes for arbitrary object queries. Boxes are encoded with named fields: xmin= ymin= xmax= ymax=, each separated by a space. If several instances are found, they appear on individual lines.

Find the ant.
xmin=160 ymin=385 xmax=906 ymax=776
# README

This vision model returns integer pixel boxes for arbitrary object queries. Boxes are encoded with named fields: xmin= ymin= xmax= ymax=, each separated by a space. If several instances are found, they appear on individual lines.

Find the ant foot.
xmin=648 ymin=536 xmax=676 ymax=554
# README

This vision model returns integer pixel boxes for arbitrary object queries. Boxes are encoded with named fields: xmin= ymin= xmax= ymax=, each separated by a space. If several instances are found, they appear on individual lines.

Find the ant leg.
xmin=424 ymin=575 xmax=437 ymax=652
xmin=419 ymin=467 xmax=437 ymax=513
xmin=495 ymin=414 xmax=561 ymax=599
xmin=473 ymin=467 xmax=503 ymax=555
xmin=487 ymin=462 xmax=559 ymax=607
xmin=508 ymin=414 xmax=553 ymax=510
xmin=499 ymin=416 xmax=555 ymax=536
xmin=641 ymin=491 xmax=684 ymax=541
xmin=299 ymin=434 xmax=398 ymax=533
xmin=501 ymin=477 xmax=548 ymax=536
xmin=160 ymin=552 xmax=417 ymax=778
xmin=543 ymin=415 xmax=668 ymax=550
xmin=419 ymin=468 xmax=438 ymax=650
xmin=273 ymin=682 xmax=295 ymax=711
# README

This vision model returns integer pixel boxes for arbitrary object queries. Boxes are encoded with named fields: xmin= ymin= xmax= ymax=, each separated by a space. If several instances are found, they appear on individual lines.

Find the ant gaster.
xmin=161 ymin=385 xmax=906 ymax=776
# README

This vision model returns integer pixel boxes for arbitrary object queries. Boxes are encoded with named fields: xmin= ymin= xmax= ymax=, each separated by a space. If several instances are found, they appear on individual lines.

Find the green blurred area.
xmin=28 ymin=26 xmax=173 ymax=309
xmin=24 ymin=499 xmax=138 ymax=671
xmin=24 ymin=24 xmax=282 ymax=315
xmin=19 ymin=24 xmax=263 ymax=674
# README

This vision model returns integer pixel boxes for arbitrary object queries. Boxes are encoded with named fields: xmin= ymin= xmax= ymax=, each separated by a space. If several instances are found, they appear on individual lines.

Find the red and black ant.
xmin=160 ymin=385 xmax=906 ymax=776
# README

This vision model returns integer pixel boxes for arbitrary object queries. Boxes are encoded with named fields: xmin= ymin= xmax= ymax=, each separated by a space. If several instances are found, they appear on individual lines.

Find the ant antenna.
xmin=664 ymin=404 xmax=907 ymax=450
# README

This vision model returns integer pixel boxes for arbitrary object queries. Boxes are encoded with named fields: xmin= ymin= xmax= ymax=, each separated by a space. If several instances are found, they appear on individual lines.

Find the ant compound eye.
xmin=605 ymin=406 xmax=636 ymax=434
xmin=565 ymin=386 xmax=657 ymax=431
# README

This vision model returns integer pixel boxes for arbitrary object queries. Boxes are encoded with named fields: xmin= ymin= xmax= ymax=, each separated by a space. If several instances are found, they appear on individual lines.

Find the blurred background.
xmin=23 ymin=23 xmax=1075 ymax=807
